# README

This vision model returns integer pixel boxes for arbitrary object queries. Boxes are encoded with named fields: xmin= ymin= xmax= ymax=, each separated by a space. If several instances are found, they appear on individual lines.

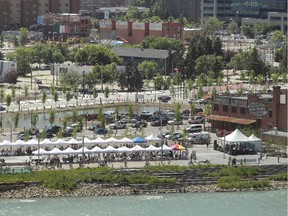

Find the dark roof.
xmin=206 ymin=115 xmax=256 ymax=125
xmin=112 ymin=47 xmax=171 ymax=59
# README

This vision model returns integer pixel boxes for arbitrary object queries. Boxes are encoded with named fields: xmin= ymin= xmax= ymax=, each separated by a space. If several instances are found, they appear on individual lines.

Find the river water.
xmin=0 ymin=190 xmax=287 ymax=216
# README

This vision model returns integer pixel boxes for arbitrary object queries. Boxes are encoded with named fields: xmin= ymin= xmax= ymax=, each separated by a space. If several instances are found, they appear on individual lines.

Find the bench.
xmin=236 ymin=158 xmax=258 ymax=165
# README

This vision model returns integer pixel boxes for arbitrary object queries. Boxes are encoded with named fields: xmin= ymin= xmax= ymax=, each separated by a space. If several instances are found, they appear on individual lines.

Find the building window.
xmin=223 ymin=105 xmax=228 ymax=112
xmin=214 ymin=104 xmax=219 ymax=111
xmin=269 ymin=110 xmax=272 ymax=118
xmin=231 ymin=106 xmax=237 ymax=113
xmin=240 ymin=107 xmax=246 ymax=114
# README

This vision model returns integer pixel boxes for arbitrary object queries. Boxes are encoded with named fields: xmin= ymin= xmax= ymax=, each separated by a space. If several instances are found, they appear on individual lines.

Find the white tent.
xmin=219 ymin=129 xmax=250 ymax=143
xmin=13 ymin=140 xmax=26 ymax=146
xmin=105 ymin=137 xmax=120 ymax=144
xmin=103 ymin=145 xmax=116 ymax=153
xmin=25 ymin=139 xmax=39 ymax=146
xmin=117 ymin=146 xmax=132 ymax=153
xmin=83 ymin=137 xmax=95 ymax=144
xmin=75 ymin=147 xmax=90 ymax=154
xmin=52 ymin=139 xmax=66 ymax=145
xmin=93 ymin=137 xmax=106 ymax=144
xmin=66 ymin=138 xmax=81 ymax=145
xmin=32 ymin=148 xmax=48 ymax=155
xmin=145 ymin=134 xmax=161 ymax=142
xmin=131 ymin=145 xmax=145 ymax=152
xmin=145 ymin=145 xmax=160 ymax=151
xmin=40 ymin=138 xmax=53 ymax=145
xmin=47 ymin=147 xmax=63 ymax=155
xmin=0 ymin=140 xmax=12 ymax=146
xmin=89 ymin=146 xmax=104 ymax=153
xmin=119 ymin=137 xmax=133 ymax=143
xmin=162 ymin=144 xmax=173 ymax=151
xmin=248 ymin=134 xmax=262 ymax=152
xmin=62 ymin=147 xmax=76 ymax=154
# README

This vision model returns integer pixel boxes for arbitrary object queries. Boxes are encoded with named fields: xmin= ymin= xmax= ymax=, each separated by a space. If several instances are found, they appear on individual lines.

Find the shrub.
xmin=218 ymin=176 xmax=269 ymax=189
xmin=269 ymin=173 xmax=287 ymax=181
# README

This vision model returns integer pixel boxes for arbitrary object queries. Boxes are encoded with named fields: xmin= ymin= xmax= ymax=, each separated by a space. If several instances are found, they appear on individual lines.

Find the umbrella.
xmin=133 ymin=137 xmax=146 ymax=143
xmin=170 ymin=143 xmax=186 ymax=150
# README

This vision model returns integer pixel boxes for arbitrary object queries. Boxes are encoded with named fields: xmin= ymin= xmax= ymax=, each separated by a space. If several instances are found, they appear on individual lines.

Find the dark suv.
xmin=158 ymin=95 xmax=171 ymax=103
xmin=46 ymin=125 xmax=62 ymax=134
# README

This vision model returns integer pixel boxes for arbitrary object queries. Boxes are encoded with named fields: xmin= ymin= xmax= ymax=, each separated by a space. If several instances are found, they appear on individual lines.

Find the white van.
xmin=186 ymin=131 xmax=210 ymax=144
xmin=186 ymin=124 xmax=203 ymax=133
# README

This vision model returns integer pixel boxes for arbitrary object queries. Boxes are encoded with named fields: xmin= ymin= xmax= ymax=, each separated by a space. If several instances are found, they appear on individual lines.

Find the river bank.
xmin=0 ymin=181 xmax=287 ymax=199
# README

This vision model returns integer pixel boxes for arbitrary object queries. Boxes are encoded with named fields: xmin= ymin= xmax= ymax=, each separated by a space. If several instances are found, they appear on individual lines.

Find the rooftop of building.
xmin=112 ymin=47 xmax=173 ymax=59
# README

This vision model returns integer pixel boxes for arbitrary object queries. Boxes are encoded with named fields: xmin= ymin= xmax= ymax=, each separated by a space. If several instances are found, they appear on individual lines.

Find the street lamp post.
xmin=223 ymin=129 xmax=226 ymax=159
xmin=82 ymin=135 xmax=85 ymax=167
xmin=37 ymin=137 xmax=40 ymax=167
xmin=159 ymin=99 xmax=163 ymax=164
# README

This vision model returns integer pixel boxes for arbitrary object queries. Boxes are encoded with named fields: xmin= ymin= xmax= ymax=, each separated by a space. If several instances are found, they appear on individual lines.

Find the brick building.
xmin=100 ymin=20 xmax=182 ymax=44
xmin=207 ymin=86 xmax=288 ymax=132
xmin=0 ymin=0 xmax=80 ymax=29
xmin=41 ymin=11 xmax=91 ymax=41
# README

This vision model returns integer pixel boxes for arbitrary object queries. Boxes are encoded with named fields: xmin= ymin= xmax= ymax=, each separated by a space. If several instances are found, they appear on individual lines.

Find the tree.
xmin=72 ymin=108 xmax=78 ymax=123
xmin=53 ymin=91 xmax=58 ymax=106
xmin=41 ymin=91 xmax=47 ymax=109
xmin=24 ymin=84 xmax=29 ymax=100
xmin=19 ymin=27 xmax=29 ymax=46
xmin=31 ymin=113 xmax=39 ymax=129
xmin=190 ymin=102 xmax=196 ymax=117
xmin=227 ymin=20 xmax=238 ymax=35
xmin=202 ymin=17 xmax=223 ymax=36
xmin=247 ymin=47 xmax=266 ymax=77
xmin=104 ymin=86 xmax=109 ymax=99
xmin=65 ymin=91 xmax=71 ymax=105
xmin=195 ymin=54 xmax=224 ymax=79
xmin=3 ymin=69 xmax=18 ymax=84
xmin=241 ymin=25 xmax=254 ymax=39
xmin=74 ymin=45 xmax=120 ymax=65
xmin=271 ymin=73 xmax=279 ymax=85
xmin=269 ymin=30 xmax=286 ymax=45
xmin=117 ymin=61 xmax=143 ymax=92
xmin=62 ymin=115 xmax=68 ymax=129
xmin=128 ymin=104 xmax=133 ymax=118
xmin=13 ymin=112 xmax=20 ymax=129
xmin=175 ymin=103 xmax=181 ymax=130
xmin=49 ymin=109 xmax=56 ymax=125
xmin=0 ymin=89 xmax=4 ymax=104
xmin=6 ymin=47 xmax=33 ymax=76
xmin=93 ymin=87 xmax=98 ymax=104
xmin=138 ymin=60 xmax=158 ymax=80
xmin=197 ymin=85 xmax=204 ymax=98
xmin=11 ymin=86 xmax=16 ymax=99
xmin=6 ymin=94 xmax=12 ymax=110
xmin=57 ymin=128 xmax=63 ymax=139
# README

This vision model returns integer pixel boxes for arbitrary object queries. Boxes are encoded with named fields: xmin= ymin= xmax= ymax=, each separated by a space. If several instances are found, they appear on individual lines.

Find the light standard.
xmin=82 ymin=71 xmax=86 ymax=98
xmin=158 ymin=99 xmax=163 ymax=164
xmin=223 ymin=129 xmax=226 ymax=159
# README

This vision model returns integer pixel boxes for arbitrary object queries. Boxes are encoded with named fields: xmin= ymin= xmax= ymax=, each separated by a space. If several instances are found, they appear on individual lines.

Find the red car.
xmin=216 ymin=130 xmax=232 ymax=137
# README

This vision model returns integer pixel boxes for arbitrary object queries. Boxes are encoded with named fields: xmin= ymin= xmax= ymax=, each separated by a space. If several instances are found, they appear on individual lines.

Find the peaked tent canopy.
xmin=145 ymin=145 xmax=160 ymax=151
xmin=145 ymin=134 xmax=161 ymax=142
xmin=119 ymin=137 xmax=133 ymax=143
xmin=133 ymin=137 xmax=146 ymax=143
xmin=219 ymin=129 xmax=250 ymax=143
xmin=248 ymin=134 xmax=261 ymax=141
xmin=32 ymin=148 xmax=48 ymax=155
xmin=40 ymin=138 xmax=53 ymax=145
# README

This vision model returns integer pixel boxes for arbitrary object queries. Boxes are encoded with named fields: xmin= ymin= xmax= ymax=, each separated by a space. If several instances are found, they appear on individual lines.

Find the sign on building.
xmin=248 ymin=102 xmax=268 ymax=117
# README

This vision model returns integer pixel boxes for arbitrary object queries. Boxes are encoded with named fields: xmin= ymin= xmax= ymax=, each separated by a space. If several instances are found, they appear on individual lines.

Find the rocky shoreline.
xmin=0 ymin=181 xmax=287 ymax=199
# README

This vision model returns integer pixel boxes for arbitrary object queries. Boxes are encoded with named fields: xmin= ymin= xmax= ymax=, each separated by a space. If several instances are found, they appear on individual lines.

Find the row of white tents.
xmin=32 ymin=144 xmax=173 ymax=155
xmin=218 ymin=129 xmax=262 ymax=152
xmin=0 ymin=134 xmax=161 ymax=147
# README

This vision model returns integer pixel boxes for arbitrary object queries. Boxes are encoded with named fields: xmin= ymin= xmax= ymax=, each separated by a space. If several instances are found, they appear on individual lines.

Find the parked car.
xmin=66 ymin=123 xmax=82 ymax=132
xmin=0 ymin=105 xmax=6 ymax=111
xmin=94 ymin=128 xmax=108 ymax=135
xmin=158 ymin=95 xmax=171 ymax=103
xmin=109 ymin=121 xmax=126 ymax=129
xmin=131 ymin=121 xmax=148 ymax=128
xmin=151 ymin=119 xmax=168 ymax=127
xmin=46 ymin=125 xmax=62 ymax=134
xmin=29 ymin=128 xmax=39 ymax=135
xmin=188 ymin=116 xmax=205 ymax=124
xmin=166 ymin=132 xmax=183 ymax=140
xmin=17 ymin=131 xmax=32 ymax=140
xmin=40 ymin=65 xmax=51 ymax=70
xmin=140 ymin=111 xmax=153 ymax=121
xmin=186 ymin=131 xmax=211 ymax=144
xmin=186 ymin=124 xmax=203 ymax=133
xmin=167 ymin=119 xmax=183 ymax=125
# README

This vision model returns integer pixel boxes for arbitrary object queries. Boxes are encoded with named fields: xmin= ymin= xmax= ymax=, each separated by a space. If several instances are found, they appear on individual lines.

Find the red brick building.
xmin=0 ymin=0 xmax=80 ymax=29
xmin=207 ymin=86 xmax=288 ymax=132
xmin=99 ymin=20 xmax=182 ymax=44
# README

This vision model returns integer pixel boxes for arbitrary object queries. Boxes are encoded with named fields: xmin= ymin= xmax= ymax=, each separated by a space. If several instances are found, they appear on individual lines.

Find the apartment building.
xmin=157 ymin=0 xmax=201 ymax=23
xmin=201 ymin=0 xmax=287 ymax=25
xmin=0 ymin=0 xmax=80 ymax=29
